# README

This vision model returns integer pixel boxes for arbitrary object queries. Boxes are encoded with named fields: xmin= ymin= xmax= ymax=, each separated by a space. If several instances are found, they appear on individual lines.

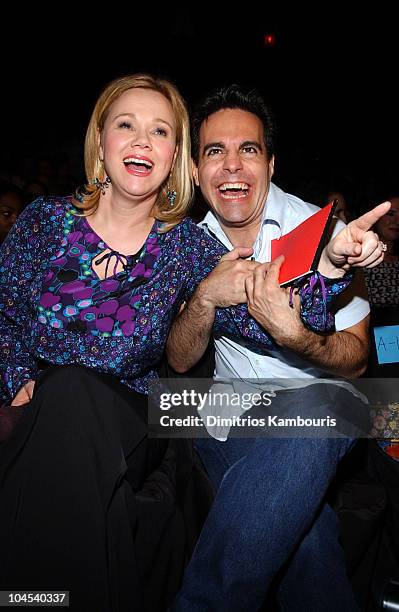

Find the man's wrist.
xmin=193 ymin=281 xmax=218 ymax=313
xmin=318 ymin=249 xmax=347 ymax=279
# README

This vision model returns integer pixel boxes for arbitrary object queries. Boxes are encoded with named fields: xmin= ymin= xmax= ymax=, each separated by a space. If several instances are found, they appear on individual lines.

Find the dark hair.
xmin=191 ymin=84 xmax=276 ymax=164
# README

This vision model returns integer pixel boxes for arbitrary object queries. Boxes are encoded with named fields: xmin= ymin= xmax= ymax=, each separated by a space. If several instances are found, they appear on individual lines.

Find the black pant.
xmin=0 ymin=366 xmax=194 ymax=612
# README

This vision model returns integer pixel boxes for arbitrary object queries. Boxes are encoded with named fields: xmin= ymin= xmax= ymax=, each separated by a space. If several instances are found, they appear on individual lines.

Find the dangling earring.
xmin=74 ymin=186 xmax=86 ymax=204
xmin=166 ymin=185 xmax=177 ymax=207
xmin=92 ymin=176 xmax=111 ymax=195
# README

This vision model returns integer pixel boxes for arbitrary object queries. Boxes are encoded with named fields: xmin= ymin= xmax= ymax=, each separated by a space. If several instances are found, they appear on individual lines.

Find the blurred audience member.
xmin=365 ymin=199 xmax=399 ymax=610
xmin=23 ymin=156 xmax=55 ymax=204
xmin=0 ymin=181 xmax=23 ymax=245
xmin=326 ymin=190 xmax=352 ymax=224
xmin=363 ymin=194 xmax=398 ymax=460
xmin=342 ymin=195 xmax=399 ymax=608
xmin=53 ymin=154 xmax=77 ymax=196
xmin=32 ymin=157 xmax=54 ymax=192
xmin=374 ymin=195 xmax=399 ymax=264
xmin=296 ymin=173 xmax=356 ymax=225
xmin=364 ymin=195 xmax=399 ymax=309
xmin=23 ymin=178 xmax=49 ymax=205
xmin=0 ymin=156 xmax=26 ymax=189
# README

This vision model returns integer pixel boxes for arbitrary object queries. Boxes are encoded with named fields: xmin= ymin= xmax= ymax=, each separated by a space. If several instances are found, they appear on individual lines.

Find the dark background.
xmin=2 ymin=7 xmax=398 ymax=209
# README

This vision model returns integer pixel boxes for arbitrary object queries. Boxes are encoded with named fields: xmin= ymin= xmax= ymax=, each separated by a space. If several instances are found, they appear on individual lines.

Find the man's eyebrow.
xmin=240 ymin=140 xmax=263 ymax=150
xmin=202 ymin=142 xmax=225 ymax=155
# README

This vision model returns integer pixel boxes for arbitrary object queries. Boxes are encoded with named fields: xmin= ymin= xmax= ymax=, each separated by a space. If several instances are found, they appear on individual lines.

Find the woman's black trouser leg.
xmin=0 ymin=365 xmax=183 ymax=612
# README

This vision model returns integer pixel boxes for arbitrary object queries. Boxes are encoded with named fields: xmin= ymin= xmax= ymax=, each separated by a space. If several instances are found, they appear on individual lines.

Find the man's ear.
xmin=192 ymin=160 xmax=199 ymax=186
xmin=269 ymin=155 xmax=275 ymax=178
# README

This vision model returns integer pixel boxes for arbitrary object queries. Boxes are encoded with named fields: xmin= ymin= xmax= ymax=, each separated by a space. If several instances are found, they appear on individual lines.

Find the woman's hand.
xmin=11 ymin=380 xmax=35 ymax=407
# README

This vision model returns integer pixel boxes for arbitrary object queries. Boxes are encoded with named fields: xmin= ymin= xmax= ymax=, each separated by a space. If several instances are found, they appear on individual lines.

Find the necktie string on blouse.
xmin=95 ymin=250 xmax=131 ymax=278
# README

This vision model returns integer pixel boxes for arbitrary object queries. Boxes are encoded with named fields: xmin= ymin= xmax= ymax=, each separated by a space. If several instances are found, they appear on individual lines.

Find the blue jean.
xmin=171 ymin=385 xmax=366 ymax=611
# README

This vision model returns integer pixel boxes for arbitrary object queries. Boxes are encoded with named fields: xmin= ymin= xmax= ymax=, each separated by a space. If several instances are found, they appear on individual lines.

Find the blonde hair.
xmin=73 ymin=74 xmax=193 ymax=230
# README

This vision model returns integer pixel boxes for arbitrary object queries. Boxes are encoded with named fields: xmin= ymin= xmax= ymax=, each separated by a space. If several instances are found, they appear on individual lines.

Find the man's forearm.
xmin=246 ymin=263 xmax=370 ymax=378
xmin=166 ymin=248 xmax=260 ymax=373
xmin=283 ymin=319 xmax=370 ymax=378
xmin=166 ymin=287 xmax=216 ymax=373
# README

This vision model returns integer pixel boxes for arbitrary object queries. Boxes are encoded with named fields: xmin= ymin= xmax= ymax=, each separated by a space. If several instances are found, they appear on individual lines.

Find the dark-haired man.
xmin=168 ymin=85 xmax=388 ymax=611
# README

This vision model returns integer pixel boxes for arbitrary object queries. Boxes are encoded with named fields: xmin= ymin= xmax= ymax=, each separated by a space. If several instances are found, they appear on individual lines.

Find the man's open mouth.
xmin=218 ymin=182 xmax=250 ymax=199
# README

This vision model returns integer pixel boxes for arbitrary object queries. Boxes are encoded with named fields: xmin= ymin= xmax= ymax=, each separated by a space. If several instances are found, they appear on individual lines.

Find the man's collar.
xmin=260 ymin=182 xmax=286 ymax=231
xmin=199 ymin=209 xmax=234 ymax=249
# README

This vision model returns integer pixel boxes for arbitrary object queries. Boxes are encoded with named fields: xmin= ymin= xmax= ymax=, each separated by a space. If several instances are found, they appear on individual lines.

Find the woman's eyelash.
xmin=117 ymin=123 xmax=167 ymax=135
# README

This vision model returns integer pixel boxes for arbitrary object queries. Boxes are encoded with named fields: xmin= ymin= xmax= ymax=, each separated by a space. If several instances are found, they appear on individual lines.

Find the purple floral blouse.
xmin=0 ymin=197 xmax=352 ymax=401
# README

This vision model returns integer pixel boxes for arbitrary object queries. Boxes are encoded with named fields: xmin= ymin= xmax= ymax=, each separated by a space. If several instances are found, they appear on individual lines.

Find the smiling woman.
xmin=78 ymin=74 xmax=192 ymax=232
xmin=0 ymin=73 xmax=222 ymax=612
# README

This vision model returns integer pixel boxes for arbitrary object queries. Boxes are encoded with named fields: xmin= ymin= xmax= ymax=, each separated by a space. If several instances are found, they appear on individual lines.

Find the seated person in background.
xmin=325 ymin=176 xmax=356 ymax=225
xmin=22 ymin=177 xmax=49 ymax=205
xmin=0 ymin=180 xmax=23 ymax=245
xmin=363 ymin=191 xmax=399 ymax=386
xmin=364 ymin=193 xmax=399 ymax=305
xmin=363 ymin=194 xmax=399 ymax=455
xmin=327 ymin=189 xmax=352 ymax=224
xmin=362 ymin=194 xmax=399 ymax=607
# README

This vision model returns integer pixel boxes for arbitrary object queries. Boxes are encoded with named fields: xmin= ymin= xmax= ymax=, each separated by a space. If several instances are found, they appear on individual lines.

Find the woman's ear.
xmin=97 ymin=130 xmax=104 ymax=162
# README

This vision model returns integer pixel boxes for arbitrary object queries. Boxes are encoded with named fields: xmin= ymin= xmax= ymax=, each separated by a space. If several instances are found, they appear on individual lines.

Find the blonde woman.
xmin=0 ymin=74 xmax=222 ymax=612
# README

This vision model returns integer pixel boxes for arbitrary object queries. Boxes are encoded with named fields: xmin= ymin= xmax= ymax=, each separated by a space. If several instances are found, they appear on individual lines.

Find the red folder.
xmin=271 ymin=201 xmax=337 ymax=286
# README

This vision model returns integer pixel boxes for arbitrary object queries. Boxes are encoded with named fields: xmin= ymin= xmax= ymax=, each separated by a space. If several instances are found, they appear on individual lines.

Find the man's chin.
xmin=210 ymin=203 xmax=252 ymax=223
xmin=212 ymin=213 xmax=254 ymax=229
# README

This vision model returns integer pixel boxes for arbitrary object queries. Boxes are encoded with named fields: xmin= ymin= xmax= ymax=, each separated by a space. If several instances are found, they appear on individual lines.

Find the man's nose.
xmin=223 ymin=151 xmax=242 ymax=173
